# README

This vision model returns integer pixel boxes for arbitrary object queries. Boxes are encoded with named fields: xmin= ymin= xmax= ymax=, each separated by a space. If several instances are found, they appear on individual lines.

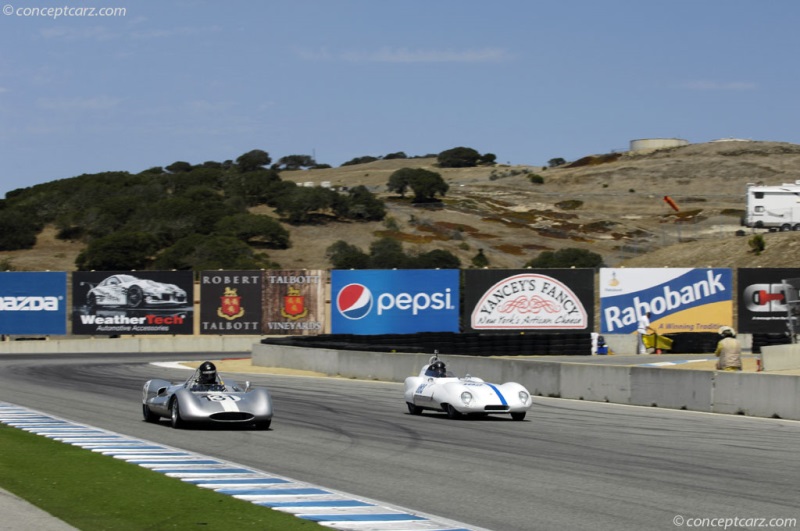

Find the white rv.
xmin=744 ymin=181 xmax=800 ymax=231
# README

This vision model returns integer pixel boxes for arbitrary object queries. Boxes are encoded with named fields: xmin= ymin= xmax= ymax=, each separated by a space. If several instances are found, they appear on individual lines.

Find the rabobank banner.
xmin=0 ymin=272 xmax=67 ymax=335
xmin=331 ymin=269 xmax=459 ymax=334
xmin=600 ymin=268 xmax=733 ymax=334
xmin=464 ymin=269 xmax=594 ymax=332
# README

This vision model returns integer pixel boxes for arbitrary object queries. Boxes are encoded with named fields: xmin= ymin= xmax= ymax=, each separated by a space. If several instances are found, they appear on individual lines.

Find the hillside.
xmin=4 ymin=140 xmax=800 ymax=272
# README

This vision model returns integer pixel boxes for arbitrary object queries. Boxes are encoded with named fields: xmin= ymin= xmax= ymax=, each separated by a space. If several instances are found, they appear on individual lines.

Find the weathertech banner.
xmin=463 ymin=269 xmax=594 ymax=332
xmin=737 ymin=268 xmax=800 ymax=334
xmin=200 ymin=271 xmax=263 ymax=334
xmin=599 ymin=268 xmax=733 ymax=335
xmin=72 ymin=271 xmax=193 ymax=335
xmin=0 ymin=272 xmax=67 ymax=335
xmin=331 ymin=269 xmax=459 ymax=334
xmin=262 ymin=270 xmax=325 ymax=335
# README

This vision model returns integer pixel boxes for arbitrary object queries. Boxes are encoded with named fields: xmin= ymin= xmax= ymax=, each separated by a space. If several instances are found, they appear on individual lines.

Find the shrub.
xmin=748 ymin=234 xmax=765 ymax=255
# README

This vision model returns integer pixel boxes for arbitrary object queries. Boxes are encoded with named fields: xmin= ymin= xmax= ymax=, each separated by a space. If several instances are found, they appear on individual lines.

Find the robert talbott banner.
xmin=262 ymin=270 xmax=325 ymax=335
xmin=463 ymin=269 xmax=594 ymax=332
xmin=71 ymin=271 xmax=193 ymax=335
xmin=200 ymin=271 xmax=262 ymax=334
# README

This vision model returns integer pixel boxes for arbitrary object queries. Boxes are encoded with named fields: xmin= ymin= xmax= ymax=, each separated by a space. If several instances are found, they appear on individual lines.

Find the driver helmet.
xmin=429 ymin=360 xmax=447 ymax=377
xmin=198 ymin=361 xmax=217 ymax=384
xmin=718 ymin=326 xmax=736 ymax=338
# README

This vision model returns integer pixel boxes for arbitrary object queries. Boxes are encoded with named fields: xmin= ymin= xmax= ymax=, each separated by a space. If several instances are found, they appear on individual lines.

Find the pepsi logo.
xmin=336 ymin=283 xmax=373 ymax=320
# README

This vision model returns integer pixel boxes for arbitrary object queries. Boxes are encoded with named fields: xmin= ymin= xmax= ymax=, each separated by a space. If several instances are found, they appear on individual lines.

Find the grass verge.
xmin=0 ymin=424 xmax=323 ymax=530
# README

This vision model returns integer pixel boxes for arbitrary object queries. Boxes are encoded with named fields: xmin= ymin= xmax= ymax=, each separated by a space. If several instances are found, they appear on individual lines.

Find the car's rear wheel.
xmin=446 ymin=404 xmax=462 ymax=419
xmin=170 ymin=399 xmax=185 ymax=429
xmin=406 ymin=402 xmax=423 ymax=415
xmin=142 ymin=404 xmax=159 ymax=423
xmin=511 ymin=412 xmax=526 ymax=421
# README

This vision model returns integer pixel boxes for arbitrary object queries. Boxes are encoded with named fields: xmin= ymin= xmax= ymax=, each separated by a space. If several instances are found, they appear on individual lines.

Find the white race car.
xmin=404 ymin=355 xmax=532 ymax=420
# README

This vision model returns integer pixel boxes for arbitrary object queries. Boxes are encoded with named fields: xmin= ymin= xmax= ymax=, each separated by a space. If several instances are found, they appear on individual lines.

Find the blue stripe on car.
xmin=486 ymin=383 xmax=508 ymax=406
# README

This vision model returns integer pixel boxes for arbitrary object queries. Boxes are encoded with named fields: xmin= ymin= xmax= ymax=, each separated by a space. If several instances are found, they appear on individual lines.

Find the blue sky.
xmin=1 ymin=0 xmax=798 ymax=196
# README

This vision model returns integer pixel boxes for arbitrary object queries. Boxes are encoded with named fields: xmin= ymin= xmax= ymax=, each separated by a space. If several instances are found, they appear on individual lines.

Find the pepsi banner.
xmin=262 ymin=270 xmax=325 ymax=335
xmin=463 ymin=269 xmax=594 ymax=332
xmin=0 ymin=272 xmax=67 ymax=335
xmin=737 ymin=268 xmax=800 ymax=334
xmin=331 ymin=269 xmax=459 ymax=334
xmin=72 ymin=271 xmax=194 ymax=335
xmin=200 ymin=271 xmax=262 ymax=334
xmin=600 ymin=268 xmax=733 ymax=335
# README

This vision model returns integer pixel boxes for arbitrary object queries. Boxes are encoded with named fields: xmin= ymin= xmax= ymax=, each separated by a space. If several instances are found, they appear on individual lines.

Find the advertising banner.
xmin=463 ymin=269 xmax=594 ymax=332
xmin=0 ymin=272 xmax=67 ymax=335
xmin=737 ymin=268 xmax=800 ymax=334
xmin=72 ymin=271 xmax=194 ymax=335
xmin=599 ymin=268 xmax=733 ymax=335
xmin=331 ymin=269 xmax=459 ymax=334
xmin=262 ymin=270 xmax=325 ymax=335
xmin=199 ymin=271 xmax=262 ymax=334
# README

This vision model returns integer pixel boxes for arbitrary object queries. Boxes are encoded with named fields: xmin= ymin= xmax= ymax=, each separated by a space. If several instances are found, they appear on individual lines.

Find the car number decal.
xmin=414 ymin=383 xmax=427 ymax=395
xmin=204 ymin=394 xmax=241 ymax=402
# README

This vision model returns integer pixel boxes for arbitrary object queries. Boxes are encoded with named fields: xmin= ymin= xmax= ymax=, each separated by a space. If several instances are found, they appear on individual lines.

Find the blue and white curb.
xmin=639 ymin=358 xmax=715 ymax=367
xmin=0 ymin=402 xmax=482 ymax=531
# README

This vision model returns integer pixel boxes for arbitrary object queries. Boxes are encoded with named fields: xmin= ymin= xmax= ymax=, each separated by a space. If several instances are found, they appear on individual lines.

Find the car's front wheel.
xmin=127 ymin=286 xmax=144 ymax=308
xmin=142 ymin=404 xmax=159 ymax=423
xmin=254 ymin=419 xmax=272 ymax=430
xmin=445 ymin=404 xmax=462 ymax=420
xmin=170 ymin=399 xmax=185 ymax=429
xmin=511 ymin=412 xmax=526 ymax=421
xmin=406 ymin=402 xmax=423 ymax=415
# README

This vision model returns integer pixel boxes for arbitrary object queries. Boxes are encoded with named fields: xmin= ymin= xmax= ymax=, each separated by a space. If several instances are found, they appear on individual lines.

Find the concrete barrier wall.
xmin=630 ymin=367 xmax=714 ymax=411
xmin=560 ymin=363 xmax=630 ymax=403
xmin=251 ymin=343 xmax=800 ymax=421
xmin=713 ymin=372 xmax=800 ymax=419
xmin=760 ymin=344 xmax=800 ymax=371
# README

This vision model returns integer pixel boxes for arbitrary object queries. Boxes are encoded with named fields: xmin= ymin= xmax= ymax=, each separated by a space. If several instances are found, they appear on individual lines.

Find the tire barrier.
xmin=260 ymin=332 xmax=593 ymax=356
xmin=751 ymin=333 xmax=792 ymax=354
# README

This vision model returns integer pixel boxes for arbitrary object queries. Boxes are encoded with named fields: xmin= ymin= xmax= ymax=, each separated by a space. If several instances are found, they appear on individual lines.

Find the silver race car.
xmin=85 ymin=274 xmax=188 ymax=309
xmin=142 ymin=361 xmax=273 ymax=429
xmin=404 ymin=355 xmax=532 ymax=420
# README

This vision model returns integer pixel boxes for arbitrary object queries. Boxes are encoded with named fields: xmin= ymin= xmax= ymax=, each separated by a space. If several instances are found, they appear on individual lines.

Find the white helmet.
xmin=718 ymin=326 xmax=735 ymax=337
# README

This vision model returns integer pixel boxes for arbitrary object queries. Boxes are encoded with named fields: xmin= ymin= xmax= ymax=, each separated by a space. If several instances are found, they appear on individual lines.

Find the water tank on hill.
xmin=630 ymin=138 xmax=689 ymax=153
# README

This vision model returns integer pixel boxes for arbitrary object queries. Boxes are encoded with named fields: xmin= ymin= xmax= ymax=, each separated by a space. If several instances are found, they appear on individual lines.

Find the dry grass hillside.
xmin=5 ymin=139 xmax=800 ymax=272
